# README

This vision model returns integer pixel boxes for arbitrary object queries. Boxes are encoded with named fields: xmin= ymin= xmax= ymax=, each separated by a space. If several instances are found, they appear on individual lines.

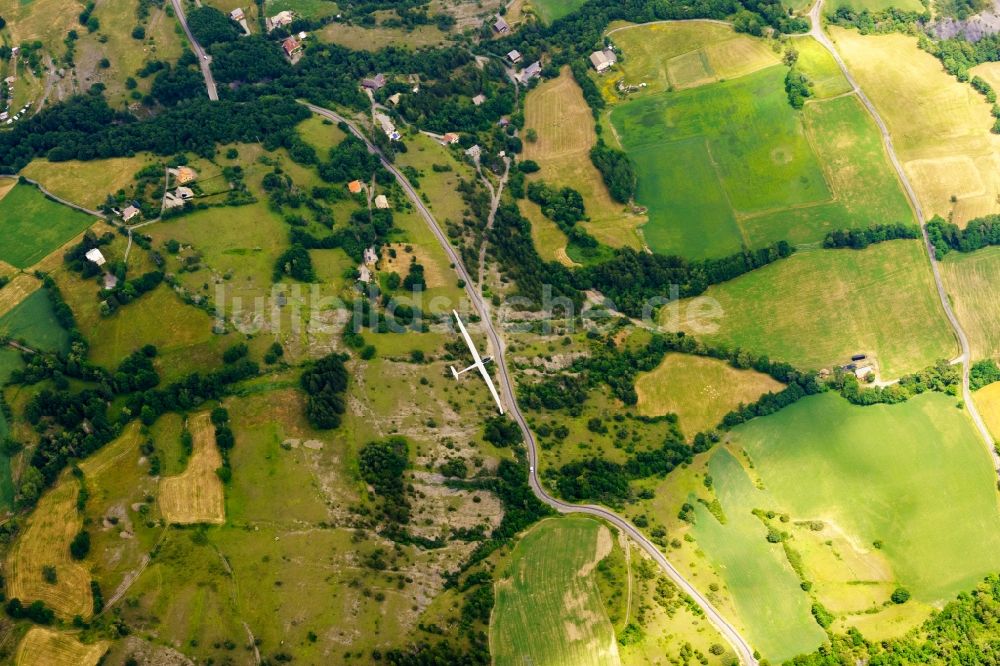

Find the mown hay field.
xmin=523 ymin=68 xmax=643 ymax=256
xmin=833 ymin=28 xmax=1000 ymax=225
xmin=0 ymin=274 xmax=42 ymax=319
xmin=491 ymin=515 xmax=621 ymax=666
xmin=690 ymin=391 xmax=1000 ymax=661
xmin=663 ymin=240 xmax=955 ymax=379
xmin=0 ymin=184 xmax=97 ymax=268
xmin=606 ymin=21 xmax=779 ymax=97
xmin=530 ymin=0 xmax=588 ymax=23
xmin=54 ymin=259 xmax=220 ymax=382
xmin=827 ymin=0 xmax=923 ymax=12
xmin=743 ymin=93 xmax=915 ymax=247
xmin=634 ymin=353 xmax=785 ymax=435
xmin=0 ymin=288 xmax=70 ymax=353
xmin=6 ymin=476 xmax=92 ymax=619
xmin=609 ymin=64 xmax=913 ymax=258
xmin=14 ymin=627 xmax=108 ymax=666
xmin=21 ymin=156 xmax=158 ymax=210
xmin=159 ymin=412 xmax=225 ymax=525
xmin=296 ymin=116 xmax=347 ymax=154
xmin=939 ymin=246 xmax=1000 ymax=360
xmin=790 ymin=35 xmax=852 ymax=99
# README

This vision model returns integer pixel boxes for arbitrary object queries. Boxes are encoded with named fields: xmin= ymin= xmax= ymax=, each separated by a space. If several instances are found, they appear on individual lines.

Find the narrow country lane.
xmin=806 ymin=0 xmax=1000 ymax=469
xmin=169 ymin=0 xmax=219 ymax=101
xmin=303 ymin=102 xmax=760 ymax=666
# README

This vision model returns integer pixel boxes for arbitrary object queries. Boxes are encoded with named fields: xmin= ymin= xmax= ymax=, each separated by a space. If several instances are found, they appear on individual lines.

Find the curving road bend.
xmin=303 ymin=102 xmax=759 ymax=665
xmin=806 ymin=0 xmax=1000 ymax=470
xmin=169 ymin=0 xmax=219 ymax=101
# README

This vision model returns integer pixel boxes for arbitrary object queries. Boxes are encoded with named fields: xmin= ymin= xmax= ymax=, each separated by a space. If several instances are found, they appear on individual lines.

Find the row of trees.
xmin=822 ymin=223 xmax=920 ymax=249
xmin=0 ymin=91 xmax=310 ymax=171
xmin=576 ymin=242 xmax=793 ymax=318
xmin=927 ymin=214 xmax=1000 ymax=257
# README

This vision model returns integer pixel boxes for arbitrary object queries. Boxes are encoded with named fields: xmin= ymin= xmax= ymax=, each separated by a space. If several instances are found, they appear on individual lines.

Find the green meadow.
xmin=491 ymin=515 xmax=621 ymax=666
xmin=692 ymin=391 xmax=1000 ymax=662
xmin=0 ymin=184 xmax=95 ymax=268
xmin=666 ymin=240 xmax=954 ymax=378
xmin=791 ymin=37 xmax=852 ymax=99
xmin=0 ymin=288 xmax=70 ymax=353
xmin=609 ymin=65 xmax=912 ymax=257
xmin=828 ymin=0 xmax=924 ymax=11
xmin=532 ymin=0 xmax=589 ymax=23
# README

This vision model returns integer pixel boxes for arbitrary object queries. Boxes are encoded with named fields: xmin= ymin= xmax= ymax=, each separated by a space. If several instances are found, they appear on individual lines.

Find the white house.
xmin=85 ymin=248 xmax=106 ymax=266
xmin=507 ymin=49 xmax=522 ymax=64
xmin=374 ymin=194 xmax=389 ymax=209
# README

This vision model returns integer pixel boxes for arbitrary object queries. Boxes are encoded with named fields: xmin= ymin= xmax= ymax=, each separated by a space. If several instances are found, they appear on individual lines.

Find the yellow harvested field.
xmin=0 ymin=177 xmax=16 ymax=201
xmin=21 ymin=156 xmax=158 ymax=210
xmin=0 ymin=274 xmax=42 ymax=318
xmin=6 ymin=478 xmax=92 ymax=619
xmin=524 ymin=198 xmax=579 ymax=266
xmin=832 ymin=28 xmax=1000 ymax=225
xmin=379 ymin=242 xmax=446 ymax=288
xmin=15 ymin=627 xmax=108 ymax=666
xmin=974 ymin=381 xmax=1000 ymax=441
xmin=79 ymin=423 xmax=143 ymax=480
xmin=523 ymin=68 xmax=643 ymax=253
xmin=608 ymin=20 xmax=780 ymax=94
xmin=159 ymin=412 xmax=225 ymax=525
xmin=634 ymin=353 xmax=785 ymax=435
xmin=939 ymin=247 xmax=1000 ymax=360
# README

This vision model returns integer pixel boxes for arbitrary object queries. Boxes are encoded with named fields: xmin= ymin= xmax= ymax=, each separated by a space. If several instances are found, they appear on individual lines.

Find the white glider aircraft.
xmin=450 ymin=310 xmax=504 ymax=414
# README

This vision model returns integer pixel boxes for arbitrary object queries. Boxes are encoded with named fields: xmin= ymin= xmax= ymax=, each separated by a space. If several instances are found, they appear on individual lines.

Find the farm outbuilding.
xmin=520 ymin=61 xmax=541 ymax=83
xmin=362 ymin=73 xmax=386 ymax=90
xmin=589 ymin=48 xmax=617 ymax=73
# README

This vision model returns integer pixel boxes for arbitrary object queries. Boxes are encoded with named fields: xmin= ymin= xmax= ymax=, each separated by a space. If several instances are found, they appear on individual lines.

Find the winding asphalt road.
xmin=806 ymin=0 xmax=1000 ymax=470
xmin=303 ymin=102 xmax=760 ymax=665
xmin=169 ymin=0 xmax=219 ymax=101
